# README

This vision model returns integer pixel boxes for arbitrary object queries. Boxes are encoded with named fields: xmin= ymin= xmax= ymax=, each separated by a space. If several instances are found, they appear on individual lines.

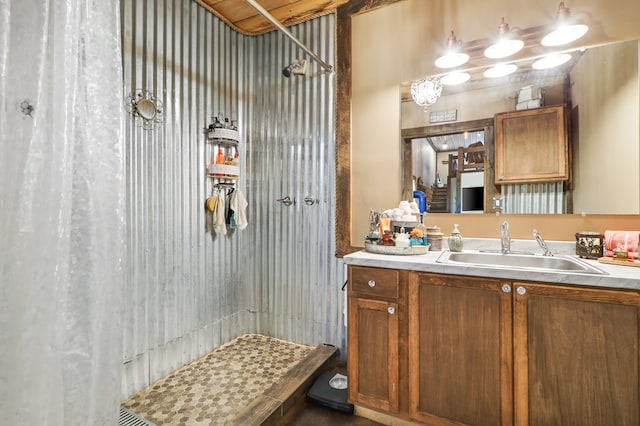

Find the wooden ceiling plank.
xmin=235 ymin=0 xmax=346 ymax=34
xmin=195 ymin=0 xmax=348 ymax=35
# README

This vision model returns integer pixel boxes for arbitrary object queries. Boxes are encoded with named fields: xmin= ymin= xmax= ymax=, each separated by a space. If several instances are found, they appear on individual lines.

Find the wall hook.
xmin=20 ymin=100 xmax=34 ymax=117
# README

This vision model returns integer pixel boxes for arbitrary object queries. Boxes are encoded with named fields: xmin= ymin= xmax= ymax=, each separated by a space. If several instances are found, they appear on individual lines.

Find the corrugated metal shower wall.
xmin=244 ymin=15 xmax=344 ymax=353
xmin=501 ymin=182 xmax=567 ymax=214
xmin=120 ymin=0 xmax=343 ymax=398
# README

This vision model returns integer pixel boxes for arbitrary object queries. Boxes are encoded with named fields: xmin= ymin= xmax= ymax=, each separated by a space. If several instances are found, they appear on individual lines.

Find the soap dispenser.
xmin=448 ymin=223 xmax=464 ymax=252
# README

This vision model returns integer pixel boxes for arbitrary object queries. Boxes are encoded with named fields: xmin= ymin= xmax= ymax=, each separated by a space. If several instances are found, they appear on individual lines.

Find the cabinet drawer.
xmin=350 ymin=266 xmax=399 ymax=299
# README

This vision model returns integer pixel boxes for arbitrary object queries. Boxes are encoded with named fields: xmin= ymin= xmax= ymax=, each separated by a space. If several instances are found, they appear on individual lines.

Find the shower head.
xmin=282 ymin=59 xmax=307 ymax=77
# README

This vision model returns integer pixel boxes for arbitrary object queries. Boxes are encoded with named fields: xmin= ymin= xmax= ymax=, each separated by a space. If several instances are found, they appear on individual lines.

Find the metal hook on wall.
xmin=20 ymin=100 xmax=34 ymax=117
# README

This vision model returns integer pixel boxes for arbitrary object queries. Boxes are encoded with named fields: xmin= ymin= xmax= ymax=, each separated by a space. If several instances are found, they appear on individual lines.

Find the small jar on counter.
xmin=426 ymin=226 xmax=444 ymax=251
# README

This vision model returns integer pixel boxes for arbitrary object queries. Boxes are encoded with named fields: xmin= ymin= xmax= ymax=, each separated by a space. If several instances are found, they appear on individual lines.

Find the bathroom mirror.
xmin=401 ymin=38 xmax=640 ymax=215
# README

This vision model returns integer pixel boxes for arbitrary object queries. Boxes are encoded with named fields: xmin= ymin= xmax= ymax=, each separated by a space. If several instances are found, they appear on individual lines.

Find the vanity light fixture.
xmin=441 ymin=71 xmax=471 ymax=86
xmin=411 ymin=77 xmax=443 ymax=107
xmin=484 ymin=62 xmax=518 ymax=78
xmin=532 ymin=52 xmax=572 ymax=70
xmin=541 ymin=2 xmax=588 ymax=47
xmin=435 ymin=31 xmax=470 ymax=69
xmin=484 ymin=18 xmax=524 ymax=59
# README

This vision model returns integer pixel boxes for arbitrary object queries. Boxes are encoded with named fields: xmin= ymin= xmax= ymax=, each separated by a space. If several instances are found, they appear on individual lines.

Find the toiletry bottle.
xmin=415 ymin=213 xmax=428 ymax=245
xmin=215 ymin=147 xmax=225 ymax=176
xmin=448 ymin=223 xmax=464 ymax=252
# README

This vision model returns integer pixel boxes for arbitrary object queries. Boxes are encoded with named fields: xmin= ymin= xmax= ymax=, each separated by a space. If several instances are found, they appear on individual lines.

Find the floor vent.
xmin=119 ymin=406 xmax=156 ymax=426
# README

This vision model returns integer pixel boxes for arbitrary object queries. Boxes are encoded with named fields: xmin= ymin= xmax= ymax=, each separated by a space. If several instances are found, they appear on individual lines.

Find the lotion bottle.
xmin=448 ymin=223 xmax=464 ymax=252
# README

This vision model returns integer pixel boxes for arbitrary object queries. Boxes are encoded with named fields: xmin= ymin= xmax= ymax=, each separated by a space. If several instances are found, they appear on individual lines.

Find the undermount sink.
xmin=437 ymin=251 xmax=607 ymax=275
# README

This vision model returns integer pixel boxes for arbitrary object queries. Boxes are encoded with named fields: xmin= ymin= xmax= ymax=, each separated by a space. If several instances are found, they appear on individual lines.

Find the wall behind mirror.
xmin=346 ymin=0 xmax=640 ymax=250
xmin=402 ymin=39 xmax=639 ymax=216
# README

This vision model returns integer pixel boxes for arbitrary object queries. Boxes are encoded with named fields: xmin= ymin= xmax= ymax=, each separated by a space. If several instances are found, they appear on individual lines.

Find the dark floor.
xmin=277 ymin=359 xmax=383 ymax=426
xmin=279 ymin=398 xmax=382 ymax=425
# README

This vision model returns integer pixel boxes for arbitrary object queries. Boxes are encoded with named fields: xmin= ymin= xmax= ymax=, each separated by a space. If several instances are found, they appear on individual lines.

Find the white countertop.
xmin=344 ymin=239 xmax=640 ymax=291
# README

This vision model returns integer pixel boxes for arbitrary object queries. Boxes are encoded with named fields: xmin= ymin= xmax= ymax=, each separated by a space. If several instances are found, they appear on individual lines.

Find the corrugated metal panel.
xmin=120 ymin=0 xmax=252 ymax=397
xmin=120 ymin=0 xmax=343 ymax=398
xmin=245 ymin=14 xmax=343 ymax=351
xmin=502 ymin=182 xmax=566 ymax=214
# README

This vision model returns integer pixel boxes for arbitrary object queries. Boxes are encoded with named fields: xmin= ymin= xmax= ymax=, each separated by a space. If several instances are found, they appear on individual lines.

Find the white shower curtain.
xmin=0 ymin=1 xmax=125 ymax=425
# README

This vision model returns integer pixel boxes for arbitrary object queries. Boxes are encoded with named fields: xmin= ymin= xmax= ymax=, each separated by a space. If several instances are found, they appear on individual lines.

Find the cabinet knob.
xmin=516 ymin=286 xmax=527 ymax=295
xmin=387 ymin=306 xmax=395 ymax=315
xmin=368 ymin=280 xmax=376 ymax=287
xmin=501 ymin=284 xmax=512 ymax=293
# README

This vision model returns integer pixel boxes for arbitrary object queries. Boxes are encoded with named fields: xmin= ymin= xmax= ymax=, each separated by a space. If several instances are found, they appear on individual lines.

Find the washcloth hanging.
xmin=214 ymin=189 xmax=227 ymax=235
xmin=205 ymin=187 xmax=219 ymax=233
xmin=230 ymin=189 xmax=248 ymax=230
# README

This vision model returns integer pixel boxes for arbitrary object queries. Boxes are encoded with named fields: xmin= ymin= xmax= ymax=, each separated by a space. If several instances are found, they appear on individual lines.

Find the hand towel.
xmin=230 ymin=189 xmax=248 ymax=230
xmin=603 ymin=230 xmax=639 ymax=258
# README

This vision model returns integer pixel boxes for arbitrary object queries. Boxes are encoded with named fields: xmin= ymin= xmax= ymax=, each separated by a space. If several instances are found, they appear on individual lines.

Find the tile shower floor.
xmin=122 ymin=334 xmax=314 ymax=425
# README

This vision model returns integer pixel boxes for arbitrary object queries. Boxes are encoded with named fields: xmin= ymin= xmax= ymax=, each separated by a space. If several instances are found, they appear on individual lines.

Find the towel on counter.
xmin=230 ymin=189 xmax=248 ymax=230
xmin=603 ymin=230 xmax=639 ymax=259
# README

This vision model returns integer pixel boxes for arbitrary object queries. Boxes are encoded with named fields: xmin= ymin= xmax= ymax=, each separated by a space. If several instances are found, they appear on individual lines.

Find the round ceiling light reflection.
xmin=532 ymin=53 xmax=572 ymax=70
xmin=484 ymin=63 xmax=517 ymax=78
xmin=441 ymin=71 xmax=471 ymax=85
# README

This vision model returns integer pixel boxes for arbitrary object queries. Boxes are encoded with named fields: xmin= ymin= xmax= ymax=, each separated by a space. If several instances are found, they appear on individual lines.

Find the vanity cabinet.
xmin=347 ymin=266 xmax=405 ymax=414
xmin=513 ymin=281 xmax=640 ymax=426
xmin=348 ymin=265 xmax=640 ymax=425
xmin=494 ymin=105 xmax=569 ymax=184
xmin=408 ymin=273 xmax=513 ymax=425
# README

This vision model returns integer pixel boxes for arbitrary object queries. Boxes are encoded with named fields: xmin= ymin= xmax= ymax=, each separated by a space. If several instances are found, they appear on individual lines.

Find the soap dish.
xmin=365 ymin=242 xmax=430 ymax=256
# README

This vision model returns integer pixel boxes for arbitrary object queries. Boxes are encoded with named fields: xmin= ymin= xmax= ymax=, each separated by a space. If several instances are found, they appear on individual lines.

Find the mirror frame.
xmin=336 ymin=0 xmax=404 ymax=257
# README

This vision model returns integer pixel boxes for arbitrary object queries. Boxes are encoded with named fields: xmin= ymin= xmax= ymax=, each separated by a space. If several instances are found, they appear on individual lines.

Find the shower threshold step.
xmin=227 ymin=343 xmax=337 ymax=425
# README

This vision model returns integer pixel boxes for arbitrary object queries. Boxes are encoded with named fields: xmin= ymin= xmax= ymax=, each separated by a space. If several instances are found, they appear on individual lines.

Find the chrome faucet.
xmin=500 ymin=221 xmax=510 ymax=254
xmin=533 ymin=229 xmax=553 ymax=256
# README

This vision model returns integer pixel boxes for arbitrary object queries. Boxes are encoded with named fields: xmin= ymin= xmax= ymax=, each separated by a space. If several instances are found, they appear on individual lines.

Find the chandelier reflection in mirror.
xmin=411 ymin=77 xmax=443 ymax=108
xmin=126 ymin=89 xmax=164 ymax=130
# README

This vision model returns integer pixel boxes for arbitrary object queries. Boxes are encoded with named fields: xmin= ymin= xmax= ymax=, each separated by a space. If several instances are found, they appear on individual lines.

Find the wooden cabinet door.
xmin=348 ymin=296 xmax=399 ymax=412
xmin=409 ymin=273 xmax=514 ymax=425
xmin=513 ymin=282 xmax=640 ymax=426
xmin=495 ymin=105 xmax=569 ymax=184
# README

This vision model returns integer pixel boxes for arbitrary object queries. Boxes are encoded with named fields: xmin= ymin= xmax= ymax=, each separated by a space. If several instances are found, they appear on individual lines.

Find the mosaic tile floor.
xmin=121 ymin=334 xmax=314 ymax=425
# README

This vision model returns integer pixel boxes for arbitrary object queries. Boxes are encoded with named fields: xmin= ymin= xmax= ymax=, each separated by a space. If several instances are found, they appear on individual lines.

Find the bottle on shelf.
xmin=215 ymin=147 xmax=225 ymax=177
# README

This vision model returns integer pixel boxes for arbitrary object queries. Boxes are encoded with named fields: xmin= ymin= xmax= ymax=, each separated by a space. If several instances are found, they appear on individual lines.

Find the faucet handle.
xmin=533 ymin=229 xmax=553 ymax=256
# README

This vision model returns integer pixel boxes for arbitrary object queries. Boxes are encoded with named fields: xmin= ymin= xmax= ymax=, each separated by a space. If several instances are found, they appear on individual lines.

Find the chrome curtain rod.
xmin=246 ymin=0 xmax=334 ymax=73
